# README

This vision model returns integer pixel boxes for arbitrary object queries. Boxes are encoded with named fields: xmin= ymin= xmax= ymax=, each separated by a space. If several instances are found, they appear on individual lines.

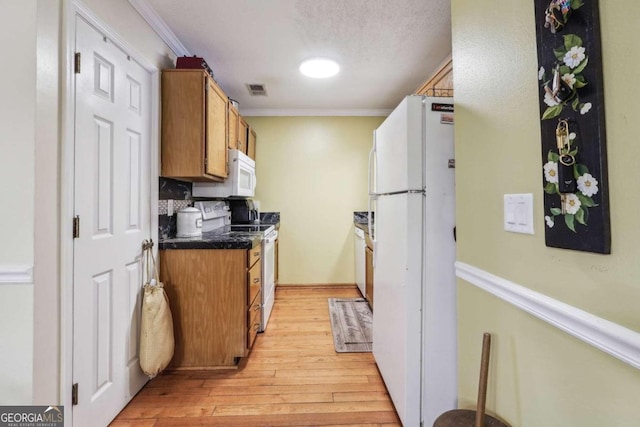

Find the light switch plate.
xmin=504 ymin=193 xmax=534 ymax=234
xmin=167 ymin=199 xmax=174 ymax=216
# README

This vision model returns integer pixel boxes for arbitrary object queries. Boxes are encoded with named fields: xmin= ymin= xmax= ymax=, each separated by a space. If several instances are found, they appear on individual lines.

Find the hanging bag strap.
xmin=141 ymin=239 xmax=158 ymax=287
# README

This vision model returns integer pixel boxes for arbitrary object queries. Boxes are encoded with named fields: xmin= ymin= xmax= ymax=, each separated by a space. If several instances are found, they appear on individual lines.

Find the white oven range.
xmin=224 ymin=222 xmax=277 ymax=332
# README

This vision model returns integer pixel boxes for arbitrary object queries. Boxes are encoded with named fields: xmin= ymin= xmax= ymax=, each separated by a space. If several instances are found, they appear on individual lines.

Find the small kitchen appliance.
xmin=193 ymin=149 xmax=256 ymax=198
xmin=194 ymin=200 xmax=231 ymax=232
xmin=176 ymin=207 xmax=203 ymax=238
xmin=228 ymin=199 xmax=259 ymax=224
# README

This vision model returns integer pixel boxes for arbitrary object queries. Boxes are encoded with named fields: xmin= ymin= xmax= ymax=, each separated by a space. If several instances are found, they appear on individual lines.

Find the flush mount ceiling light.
xmin=299 ymin=58 xmax=340 ymax=78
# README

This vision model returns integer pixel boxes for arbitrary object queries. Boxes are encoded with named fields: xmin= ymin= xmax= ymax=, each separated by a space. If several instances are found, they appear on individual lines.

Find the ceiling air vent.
xmin=246 ymin=83 xmax=267 ymax=96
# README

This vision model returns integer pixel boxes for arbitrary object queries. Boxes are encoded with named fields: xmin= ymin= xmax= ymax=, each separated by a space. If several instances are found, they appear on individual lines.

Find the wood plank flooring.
xmin=110 ymin=285 xmax=401 ymax=426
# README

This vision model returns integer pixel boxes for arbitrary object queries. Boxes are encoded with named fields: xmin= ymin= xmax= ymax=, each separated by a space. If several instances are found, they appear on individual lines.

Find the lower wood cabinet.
xmin=160 ymin=246 xmax=262 ymax=369
xmin=365 ymin=236 xmax=374 ymax=310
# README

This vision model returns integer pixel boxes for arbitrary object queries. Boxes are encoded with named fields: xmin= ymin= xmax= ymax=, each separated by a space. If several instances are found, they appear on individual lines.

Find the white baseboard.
xmin=455 ymin=261 xmax=640 ymax=370
xmin=0 ymin=265 xmax=34 ymax=284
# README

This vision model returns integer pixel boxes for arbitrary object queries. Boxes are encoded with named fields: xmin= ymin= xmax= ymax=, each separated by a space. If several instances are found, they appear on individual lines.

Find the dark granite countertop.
xmin=159 ymin=212 xmax=280 ymax=250
xmin=159 ymin=225 xmax=262 ymax=250
xmin=354 ymin=211 xmax=373 ymax=235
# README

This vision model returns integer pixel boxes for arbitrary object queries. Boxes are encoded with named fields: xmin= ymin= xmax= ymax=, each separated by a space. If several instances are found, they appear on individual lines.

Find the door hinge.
xmin=72 ymin=383 xmax=78 ymax=405
xmin=74 ymin=52 xmax=81 ymax=74
xmin=73 ymin=215 xmax=80 ymax=239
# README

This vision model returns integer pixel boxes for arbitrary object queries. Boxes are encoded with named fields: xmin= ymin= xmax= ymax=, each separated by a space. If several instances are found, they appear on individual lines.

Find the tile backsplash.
xmin=159 ymin=177 xmax=193 ymax=239
xmin=158 ymin=199 xmax=191 ymax=215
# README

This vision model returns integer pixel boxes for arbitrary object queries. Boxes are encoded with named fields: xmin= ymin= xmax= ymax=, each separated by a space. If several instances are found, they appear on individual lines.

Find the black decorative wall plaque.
xmin=534 ymin=0 xmax=610 ymax=254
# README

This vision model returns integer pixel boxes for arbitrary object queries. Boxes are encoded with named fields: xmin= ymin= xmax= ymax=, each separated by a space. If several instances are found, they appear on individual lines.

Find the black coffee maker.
xmin=228 ymin=199 xmax=258 ymax=224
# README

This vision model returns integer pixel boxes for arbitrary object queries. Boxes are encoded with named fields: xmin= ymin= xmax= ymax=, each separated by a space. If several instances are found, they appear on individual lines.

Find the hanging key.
xmin=555 ymin=119 xmax=576 ymax=194
xmin=558 ymin=153 xmax=576 ymax=193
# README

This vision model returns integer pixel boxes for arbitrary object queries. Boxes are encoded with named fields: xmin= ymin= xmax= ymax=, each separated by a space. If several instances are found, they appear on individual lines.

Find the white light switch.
xmin=504 ymin=194 xmax=534 ymax=234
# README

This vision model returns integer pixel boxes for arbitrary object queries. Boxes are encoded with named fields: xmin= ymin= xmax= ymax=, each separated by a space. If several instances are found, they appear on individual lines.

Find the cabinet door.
xmin=160 ymin=249 xmax=246 ymax=368
xmin=365 ymin=246 xmax=373 ymax=309
xmin=238 ymin=117 xmax=248 ymax=153
xmin=205 ymin=78 xmax=228 ymax=179
xmin=274 ymin=238 xmax=279 ymax=285
xmin=161 ymin=70 xmax=206 ymax=179
xmin=228 ymin=103 xmax=239 ymax=149
xmin=247 ymin=127 xmax=257 ymax=159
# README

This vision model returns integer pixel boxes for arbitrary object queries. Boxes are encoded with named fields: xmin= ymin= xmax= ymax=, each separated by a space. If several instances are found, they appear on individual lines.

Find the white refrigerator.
xmin=368 ymin=95 xmax=457 ymax=427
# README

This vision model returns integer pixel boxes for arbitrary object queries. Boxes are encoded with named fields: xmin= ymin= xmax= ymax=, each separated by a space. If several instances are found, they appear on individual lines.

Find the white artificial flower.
xmin=545 ymin=215 xmax=554 ymax=228
xmin=565 ymin=193 xmax=581 ymax=215
xmin=544 ymin=91 xmax=559 ymax=107
xmin=538 ymin=66 xmax=545 ymax=80
xmin=577 ymin=173 xmax=599 ymax=197
xmin=543 ymin=161 xmax=558 ymax=183
xmin=580 ymin=102 xmax=592 ymax=114
xmin=569 ymin=132 xmax=576 ymax=140
xmin=561 ymin=73 xmax=576 ymax=89
xmin=564 ymin=46 xmax=586 ymax=69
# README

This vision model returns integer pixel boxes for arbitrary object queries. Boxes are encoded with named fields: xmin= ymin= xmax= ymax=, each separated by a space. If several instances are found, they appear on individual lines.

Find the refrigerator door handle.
xmin=368 ymin=130 xmax=377 ymax=268
xmin=367 ymin=133 xmax=376 ymax=196
xmin=367 ymin=196 xmax=375 ymax=241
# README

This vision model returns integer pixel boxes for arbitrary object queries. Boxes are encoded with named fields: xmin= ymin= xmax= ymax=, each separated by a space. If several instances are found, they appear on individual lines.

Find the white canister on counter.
xmin=176 ymin=207 xmax=203 ymax=237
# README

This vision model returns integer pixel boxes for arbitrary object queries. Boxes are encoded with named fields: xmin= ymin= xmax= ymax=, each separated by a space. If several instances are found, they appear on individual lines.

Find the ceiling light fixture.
xmin=299 ymin=58 xmax=340 ymax=78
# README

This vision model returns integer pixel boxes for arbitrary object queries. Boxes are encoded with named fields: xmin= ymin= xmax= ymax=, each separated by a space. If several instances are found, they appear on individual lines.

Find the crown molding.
xmin=128 ymin=0 xmax=190 ymax=57
xmin=0 ymin=265 xmax=33 ymax=284
xmin=240 ymin=108 xmax=391 ymax=117
xmin=455 ymin=261 xmax=640 ymax=370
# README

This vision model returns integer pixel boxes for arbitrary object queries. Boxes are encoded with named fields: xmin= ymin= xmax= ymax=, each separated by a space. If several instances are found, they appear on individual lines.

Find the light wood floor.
xmin=110 ymin=285 xmax=401 ymax=426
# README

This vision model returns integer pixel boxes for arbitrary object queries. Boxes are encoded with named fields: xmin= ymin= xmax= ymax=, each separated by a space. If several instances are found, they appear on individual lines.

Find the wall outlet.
xmin=504 ymin=193 xmax=534 ymax=234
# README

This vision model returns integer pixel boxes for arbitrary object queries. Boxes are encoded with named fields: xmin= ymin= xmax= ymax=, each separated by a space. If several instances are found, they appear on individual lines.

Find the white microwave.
xmin=193 ymin=149 xmax=256 ymax=198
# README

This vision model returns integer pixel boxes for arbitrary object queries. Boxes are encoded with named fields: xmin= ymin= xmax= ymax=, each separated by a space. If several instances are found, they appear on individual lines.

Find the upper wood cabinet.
xmin=415 ymin=54 xmax=453 ymax=97
xmin=247 ymin=127 xmax=257 ymax=160
xmin=238 ymin=116 xmax=249 ymax=153
xmin=228 ymin=103 xmax=239 ymax=149
xmin=161 ymin=69 xmax=228 ymax=181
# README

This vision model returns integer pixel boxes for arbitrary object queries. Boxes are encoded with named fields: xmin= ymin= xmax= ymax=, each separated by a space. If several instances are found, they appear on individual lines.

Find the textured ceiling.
xmin=145 ymin=0 xmax=452 ymax=115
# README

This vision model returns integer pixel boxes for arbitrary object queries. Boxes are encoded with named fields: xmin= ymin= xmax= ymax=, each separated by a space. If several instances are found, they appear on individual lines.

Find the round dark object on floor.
xmin=433 ymin=409 xmax=509 ymax=427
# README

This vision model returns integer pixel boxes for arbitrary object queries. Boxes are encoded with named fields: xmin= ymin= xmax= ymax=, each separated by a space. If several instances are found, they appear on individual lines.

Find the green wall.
xmin=452 ymin=1 xmax=640 ymax=425
xmin=246 ymin=116 xmax=384 ymax=285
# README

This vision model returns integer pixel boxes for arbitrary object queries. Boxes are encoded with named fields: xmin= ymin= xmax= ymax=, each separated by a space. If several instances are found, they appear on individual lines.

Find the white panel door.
xmin=72 ymin=16 xmax=151 ymax=427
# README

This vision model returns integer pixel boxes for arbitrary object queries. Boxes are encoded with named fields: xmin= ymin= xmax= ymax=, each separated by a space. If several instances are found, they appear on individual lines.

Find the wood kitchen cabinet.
xmin=228 ymin=102 xmax=239 ymax=149
xmin=159 ymin=246 xmax=262 ymax=369
xmin=414 ymin=54 xmax=453 ymax=96
xmin=365 ymin=236 xmax=374 ymax=310
xmin=247 ymin=127 xmax=257 ymax=160
xmin=238 ymin=116 xmax=249 ymax=153
xmin=161 ymin=69 xmax=228 ymax=181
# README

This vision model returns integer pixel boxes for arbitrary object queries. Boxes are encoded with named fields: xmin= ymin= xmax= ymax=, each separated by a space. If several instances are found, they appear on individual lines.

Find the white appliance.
xmin=193 ymin=149 xmax=256 ymax=198
xmin=354 ymin=227 xmax=366 ymax=296
xmin=368 ymin=95 xmax=457 ymax=427
xmin=176 ymin=207 xmax=203 ymax=237
xmin=194 ymin=200 xmax=231 ymax=231
xmin=260 ymin=227 xmax=278 ymax=331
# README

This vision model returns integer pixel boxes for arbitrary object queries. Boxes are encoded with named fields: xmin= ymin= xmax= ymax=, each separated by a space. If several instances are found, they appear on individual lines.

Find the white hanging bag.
xmin=139 ymin=241 xmax=175 ymax=378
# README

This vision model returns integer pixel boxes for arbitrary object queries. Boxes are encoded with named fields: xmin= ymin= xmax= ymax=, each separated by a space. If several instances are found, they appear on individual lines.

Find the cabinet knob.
xmin=254 ymin=324 xmax=260 ymax=331
xmin=253 ymin=277 xmax=260 ymax=283
xmin=253 ymin=251 xmax=260 ymax=256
